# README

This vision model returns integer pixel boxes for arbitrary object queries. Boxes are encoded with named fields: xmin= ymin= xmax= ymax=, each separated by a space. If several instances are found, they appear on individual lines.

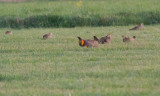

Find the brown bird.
xmin=122 ymin=35 xmax=136 ymax=42
xmin=129 ymin=23 xmax=143 ymax=30
xmin=43 ymin=33 xmax=53 ymax=39
xmin=94 ymin=33 xmax=111 ymax=44
xmin=77 ymin=36 xmax=98 ymax=47
xmin=5 ymin=31 xmax=12 ymax=35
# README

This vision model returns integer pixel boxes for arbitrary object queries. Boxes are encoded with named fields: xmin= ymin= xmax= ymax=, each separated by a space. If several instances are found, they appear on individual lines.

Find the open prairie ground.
xmin=0 ymin=0 xmax=160 ymax=96
xmin=0 ymin=25 xmax=160 ymax=96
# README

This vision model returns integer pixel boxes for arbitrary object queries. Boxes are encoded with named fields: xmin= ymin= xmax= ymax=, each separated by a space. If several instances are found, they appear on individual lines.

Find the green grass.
xmin=0 ymin=25 xmax=160 ymax=96
xmin=0 ymin=0 xmax=160 ymax=17
xmin=0 ymin=0 xmax=160 ymax=28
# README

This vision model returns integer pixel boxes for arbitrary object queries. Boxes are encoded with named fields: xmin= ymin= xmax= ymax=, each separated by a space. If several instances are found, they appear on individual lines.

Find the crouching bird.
xmin=94 ymin=33 xmax=111 ymax=44
xmin=122 ymin=35 xmax=136 ymax=42
xmin=129 ymin=23 xmax=143 ymax=30
xmin=5 ymin=31 xmax=12 ymax=35
xmin=77 ymin=36 xmax=98 ymax=47
xmin=43 ymin=33 xmax=53 ymax=39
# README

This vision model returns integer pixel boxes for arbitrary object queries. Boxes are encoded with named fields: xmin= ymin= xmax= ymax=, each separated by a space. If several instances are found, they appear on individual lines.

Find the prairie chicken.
xmin=94 ymin=33 xmax=111 ymax=44
xmin=5 ymin=31 xmax=12 ymax=35
xmin=43 ymin=33 xmax=53 ymax=39
xmin=129 ymin=23 xmax=143 ymax=30
xmin=77 ymin=36 xmax=98 ymax=47
xmin=122 ymin=35 xmax=136 ymax=42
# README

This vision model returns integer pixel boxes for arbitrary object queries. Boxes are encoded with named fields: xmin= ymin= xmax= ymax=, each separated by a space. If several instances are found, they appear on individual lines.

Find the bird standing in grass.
xmin=5 ymin=31 xmax=12 ymax=35
xmin=122 ymin=35 xmax=136 ymax=42
xmin=129 ymin=23 xmax=143 ymax=30
xmin=94 ymin=33 xmax=111 ymax=44
xmin=43 ymin=33 xmax=53 ymax=39
xmin=77 ymin=36 xmax=98 ymax=47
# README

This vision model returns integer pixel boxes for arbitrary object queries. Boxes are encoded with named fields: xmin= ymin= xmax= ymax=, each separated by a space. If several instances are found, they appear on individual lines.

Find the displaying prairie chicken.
xmin=43 ymin=33 xmax=53 ymax=39
xmin=77 ymin=36 xmax=98 ymax=47
xmin=94 ymin=33 xmax=111 ymax=44
xmin=129 ymin=23 xmax=143 ymax=30
xmin=5 ymin=31 xmax=12 ymax=35
xmin=122 ymin=35 xmax=136 ymax=42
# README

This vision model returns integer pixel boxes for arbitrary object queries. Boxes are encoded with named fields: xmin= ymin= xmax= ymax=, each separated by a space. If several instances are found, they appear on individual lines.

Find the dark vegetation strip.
xmin=0 ymin=11 xmax=160 ymax=28
xmin=0 ymin=74 xmax=28 ymax=82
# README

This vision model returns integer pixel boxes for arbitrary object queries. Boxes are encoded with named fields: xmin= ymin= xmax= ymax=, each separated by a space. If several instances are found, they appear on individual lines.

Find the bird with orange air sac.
xmin=77 ymin=36 xmax=98 ymax=47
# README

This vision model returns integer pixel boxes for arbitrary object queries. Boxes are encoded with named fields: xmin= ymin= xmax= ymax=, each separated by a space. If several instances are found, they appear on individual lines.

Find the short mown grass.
xmin=0 ymin=25 xmax=160 ymax=96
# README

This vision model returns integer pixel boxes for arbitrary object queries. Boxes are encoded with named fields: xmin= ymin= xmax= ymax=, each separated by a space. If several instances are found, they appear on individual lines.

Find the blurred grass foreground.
xmin=0 ymin=0 xmax=160 ymax=28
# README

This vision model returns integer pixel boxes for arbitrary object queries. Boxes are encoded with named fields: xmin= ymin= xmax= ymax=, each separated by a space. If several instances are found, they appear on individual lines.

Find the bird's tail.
xmin=93 ymin=36 xmax=100 ymax=43
xmin=93 ymin=36 xmax=99 ymax=41
xmin=133 ymin=36 xmax=136 ymax=39
xmin=77 ymin=36 xmax=82 ymax=40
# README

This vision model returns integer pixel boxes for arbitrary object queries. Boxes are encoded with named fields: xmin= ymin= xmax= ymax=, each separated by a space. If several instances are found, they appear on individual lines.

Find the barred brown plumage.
xmin=77 ymin=36 xmax=98 ymax=47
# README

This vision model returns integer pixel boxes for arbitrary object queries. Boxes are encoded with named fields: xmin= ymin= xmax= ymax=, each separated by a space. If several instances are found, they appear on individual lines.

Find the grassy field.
xmin=0 ymin=25 xmax=160 ymax=96
xmin=0 ymin=0 xmax=160 ymax=28
xmin=1 ymin=0 xmax=160 ymax=17
xmin=0 ymin=0 xmax=160 ymax=96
